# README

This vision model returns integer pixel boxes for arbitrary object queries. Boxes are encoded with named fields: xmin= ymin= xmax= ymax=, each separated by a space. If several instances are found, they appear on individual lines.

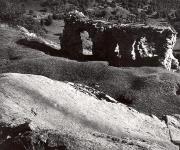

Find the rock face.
xmin=166 ymin=115 xmax=180 ymax=145
xmin=0 ymin=73 xmax=180 ymax=149
xmin=61 ymin=10 xmax=179 ymax=70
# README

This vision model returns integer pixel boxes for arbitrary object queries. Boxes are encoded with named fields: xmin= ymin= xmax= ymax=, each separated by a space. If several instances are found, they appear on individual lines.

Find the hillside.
xmin=0 ymin=73 xmax=179 ymax=150
xmin=0 ymin=73 xmax=177 ymax=150
xmin=1 ymin=22 xmax=180 ymax=118
xmin=1 ymin=1 xmax=180 ymax=149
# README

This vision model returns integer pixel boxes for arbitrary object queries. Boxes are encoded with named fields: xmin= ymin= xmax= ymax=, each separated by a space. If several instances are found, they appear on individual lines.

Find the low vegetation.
xmin=39 ymin=0 xmax=180 ymax=23
xmin=0 ymin=0 xmax=45 ymax=35
xmin=40 ymin=0 xmax=148 ymax=23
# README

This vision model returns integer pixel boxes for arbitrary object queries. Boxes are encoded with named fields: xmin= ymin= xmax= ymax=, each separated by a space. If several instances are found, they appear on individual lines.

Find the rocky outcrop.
xmin=61 ymin=10 xmax=179 ymax=70
xmin=0 ymin=73 xmax=180 ymax=149
xmin=0 ymin=122 xmax=68 ymax=150
xmin=166 ymin=115 xmax=180 ymax=145
xmin=18 ymin=26 xmax=60 ymax=50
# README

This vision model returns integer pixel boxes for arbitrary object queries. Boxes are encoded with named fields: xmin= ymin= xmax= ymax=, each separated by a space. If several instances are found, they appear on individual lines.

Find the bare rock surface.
xmin=0 ymin=73 xmax=179 ymax=150
xmin=166 ymin=115 xmax=180 ymax=145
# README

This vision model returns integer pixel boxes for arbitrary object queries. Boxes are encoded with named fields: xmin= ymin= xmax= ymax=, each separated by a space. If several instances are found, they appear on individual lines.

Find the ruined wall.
xmin=61 ymin=10 xmax=179 ymax=70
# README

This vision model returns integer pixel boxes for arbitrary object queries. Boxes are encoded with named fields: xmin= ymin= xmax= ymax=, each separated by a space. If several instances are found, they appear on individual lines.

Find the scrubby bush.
xmin=29 ymin=10 xmax=34 ymax=15
xmin=40 ymin=15 xmax=53 ymax=26
xmin=45 ymin=15 xmax=53 ymax=26
xmin=17 ymin=17 xmax=46 ymax=35
xmin=0 ymin=0 xmax=24 ymax=22
xmin=0 ymin=0 xmax=45 ymax=35
xmin=52 ymin=13 xmax=65 ymax=20
xmin=39 ymin=8 xmax=48 ymax=13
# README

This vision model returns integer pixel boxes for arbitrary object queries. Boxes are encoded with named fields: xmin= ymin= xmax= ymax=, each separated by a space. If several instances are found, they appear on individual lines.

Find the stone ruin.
xmin=61 ymin=10 xmax=179 ymax=70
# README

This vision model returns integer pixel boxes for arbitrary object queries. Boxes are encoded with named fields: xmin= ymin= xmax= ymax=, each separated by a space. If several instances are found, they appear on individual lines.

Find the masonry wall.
xmin=61 ymin=10 xmax=179 ymax=70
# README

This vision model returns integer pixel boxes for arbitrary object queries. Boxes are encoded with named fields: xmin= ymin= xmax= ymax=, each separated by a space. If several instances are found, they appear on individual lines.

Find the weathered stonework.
xmin=61 ymin=10 xmax=179 ymax=70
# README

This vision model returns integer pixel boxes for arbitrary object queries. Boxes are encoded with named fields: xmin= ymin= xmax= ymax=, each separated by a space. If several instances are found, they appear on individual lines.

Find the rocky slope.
xmin=0 ymin=73 xmax=180 ymax=150
xmin=1 ymin=1 xmax=180 ymax=149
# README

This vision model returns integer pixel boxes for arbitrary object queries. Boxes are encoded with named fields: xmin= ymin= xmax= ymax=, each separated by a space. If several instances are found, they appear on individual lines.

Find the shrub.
xmin=29 ymin=10 xmax=34 ymax=15
xmin=0 ymin=0 xmax=24 ymax=22
xmin=45 ymin=15 xmax=53 ymax=26
xmin=40 ymin=15 xmax=53 ymax=26
xmin=40 ymin=1 xmax=49 ymax=7
xmin=52 ymin=13 xmax=62 ymax=20
xmin=17 ymin=16 xmax=46 ymax=35
xmin=0 ymin=0 xmax=45 ymax=35
xmin=39 ymin=8 xmax=48 ymax=13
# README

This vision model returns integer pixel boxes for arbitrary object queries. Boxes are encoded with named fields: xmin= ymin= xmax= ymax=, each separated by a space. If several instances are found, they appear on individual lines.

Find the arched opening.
xmin=80 ymin=31 xmax=93 ymax=55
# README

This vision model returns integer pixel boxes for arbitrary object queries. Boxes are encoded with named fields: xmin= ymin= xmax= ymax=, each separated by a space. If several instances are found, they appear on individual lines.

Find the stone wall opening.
xmin=80 ymin=31 xmax=93 ymax=56
xmin=114 ymin=43 xmax=120 ymax=58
